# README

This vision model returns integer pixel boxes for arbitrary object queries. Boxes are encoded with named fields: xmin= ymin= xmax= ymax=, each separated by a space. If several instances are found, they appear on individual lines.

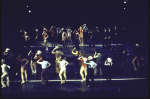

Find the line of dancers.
xmin=19 ymin=24 xmax=120 ymax=50
xmin=1 ymin=45 xmax=115 ymax=88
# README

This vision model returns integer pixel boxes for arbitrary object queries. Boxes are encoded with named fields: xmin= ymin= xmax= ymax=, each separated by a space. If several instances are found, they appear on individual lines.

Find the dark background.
xmin=1 ymin=0 xmax=148 ymax=52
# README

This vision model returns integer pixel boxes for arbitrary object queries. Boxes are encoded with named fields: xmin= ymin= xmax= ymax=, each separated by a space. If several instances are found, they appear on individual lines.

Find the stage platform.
xmin=1 ymin=41 xmax=148 ymax=98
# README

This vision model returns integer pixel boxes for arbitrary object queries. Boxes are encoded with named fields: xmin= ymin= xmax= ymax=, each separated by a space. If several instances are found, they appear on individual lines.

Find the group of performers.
xmin=19 ymin=24 xmax=120 ymax=50
xmin=1 ymin=24 xmax=144 ymax=89
xmin=1 ymin=45 xmax=114 ymax=88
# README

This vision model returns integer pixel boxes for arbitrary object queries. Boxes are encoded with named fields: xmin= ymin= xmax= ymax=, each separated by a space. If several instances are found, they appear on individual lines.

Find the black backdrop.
xmin=1 ymin=0 xmax=148 ymax=52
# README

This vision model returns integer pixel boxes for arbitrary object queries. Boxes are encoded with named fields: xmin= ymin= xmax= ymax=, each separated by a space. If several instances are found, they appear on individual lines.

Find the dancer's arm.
xmin=16 ymin=55 xmax=22 ymax=61
xmin=25 ymin=59 xmax=29 ymax=65
xmin=51 ymin=46 xmax=59 ymax=54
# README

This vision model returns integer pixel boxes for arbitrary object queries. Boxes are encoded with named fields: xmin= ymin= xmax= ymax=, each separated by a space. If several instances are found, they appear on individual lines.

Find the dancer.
xmin=28 ymin=50 xmax=36 ymax=75
xmin=84 ymin=56 xmax=97 ymax=88
xmin=78 ymin=26 xmax=84 ymax=45
xmin=35 ymin=28 xmax=40 ymax=46
xmin=34 ymin=50 xmax=43 ymax=76
xmin=62 ymin=28 xmax=68 ymax=49
xmin=74 ymin=31 xmax=80 ymax=50
xmin=82 ymin=24 xmax=88 ymax=43
xmin=78 ymin=53 xmax=87 ymax=82
xmin=58 ymin=55 xmax=69 ymax=84
xmin=51 ymin=46 xmax=64 ymax=74
xmin=71 ymin=47 xmax=79 ymax=74
xmin=23 ymin=32 xmax=30 ymax=48
xmin=93 ymin=49 xmax=102 ymax=76
xmin=102 ymin=28 xmax=108 ymax=48
xmin=66 ymin=27 xmax=72 ymax=45
xmin=104 ymin=57 xmax=113 ymax=85
xmin=16 ymin=55 xmax=29 ymax=84
xmin=49 ymin=26 xmax=56 ymax=47
xmin=42 ymin=31 xmax=49 ymax=50
xmin=37 ymin=57 xmax=51 ymax=85
xmin=107 ymin=28 xmax=111 ymax=49
xmin=1 ymin=59 xmax=10 ymax=88
xmin=88 ymin=29 xmax=95 ymax=47
xmin=132 ymin=44 xmax=142 ymax=71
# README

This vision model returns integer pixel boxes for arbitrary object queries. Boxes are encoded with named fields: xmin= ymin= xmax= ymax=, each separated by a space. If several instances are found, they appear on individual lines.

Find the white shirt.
xmin=59 ymin=60 xmax=68 ymax=70
xmin=39 ymin=61 xmax=49 ymax=69
xmin=1 ymin=64 xmax=10 ymax=73
xmin=84 ymin=61 xmax=97 ymax=69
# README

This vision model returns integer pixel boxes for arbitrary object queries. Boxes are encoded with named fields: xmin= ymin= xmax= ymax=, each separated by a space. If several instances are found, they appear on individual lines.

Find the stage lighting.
xmin=124 ymin=1 xmax=126 ymax=4
xmin=124 ymin=8 xmax=126 ymax=9
xmin=27 ymin=6 xmax=28 ymax=7
xmin=29 ymin=10 xmax=31 ymax=13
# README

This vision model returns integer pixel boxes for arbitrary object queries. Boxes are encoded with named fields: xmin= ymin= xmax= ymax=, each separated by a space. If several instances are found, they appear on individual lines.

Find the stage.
xmin=1 ymin=41 xmax=148 ymax=98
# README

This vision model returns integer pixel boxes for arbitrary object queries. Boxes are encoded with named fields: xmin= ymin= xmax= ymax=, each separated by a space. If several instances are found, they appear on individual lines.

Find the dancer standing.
xmin=74 ymin=31 xmax=80 ymax=50
xmin=51 ymin=46 xmax=64 ymax=74
xmin=104 ymin=57 xmax=113 ymax=85
xmin=37 ymin=57 xmax=51 ymax=85
xmin=71 ymin=47 xmax=79 ymax=74
xmin=42 ymin=31 xmax=49 ymax=50
xmin=28 ymin=50 xmax=36 ymax=75
xmin=1 ymin=59 xmax=10 ymax=88
xmin=78 ymin=26 xmax=84 ymax=45
xmin=62 ymin=29 xmax=68 ymax=49
xmin=58 ymin=55 xmax=69 ymax=84
xmin=78 ymin=53 xmax=87 ymax=82
xmin=16 ymin=55 xmax=29 ymax=84
xmin=93 ymin=49 xmax=103 ymax=76
xmin=132 ymin=44 xmax=142 ymax=71
xmin=23 ymin=32 xmax=30 ymax=48
xmin=49 ymin=26 xmax=56 ymax=47
xmin=84 ymin=56 xmax=97 ymax=88
xmin=34 ymin=50 xmax=43 ymax=76
xmin=66 ymin=27 xmax=72 ymax=45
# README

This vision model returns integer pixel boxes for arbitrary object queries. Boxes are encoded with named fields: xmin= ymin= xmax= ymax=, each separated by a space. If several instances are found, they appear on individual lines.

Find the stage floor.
xmin=1 ymin=41 xmax=148 ymax=98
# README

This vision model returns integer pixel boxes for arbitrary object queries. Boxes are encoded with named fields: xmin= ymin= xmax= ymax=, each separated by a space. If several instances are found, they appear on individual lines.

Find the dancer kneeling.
xmin=78 ymin=53 xmax=87 ymax=82
xmin=58 ymin=55 xmax=69 ymax=84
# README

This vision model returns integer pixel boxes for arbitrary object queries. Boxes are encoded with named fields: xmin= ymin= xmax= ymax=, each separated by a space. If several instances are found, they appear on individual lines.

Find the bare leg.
xmin=132 ymin=57 xmax=137 ymax=71
xmin=21 ymin=68 xmax=25 ymax=84
xmin=1 ymin=73 xmax=7 ymax=87
xmin=84 ymin=67 xmax=87 ymax=81
xmin=59 ymin=69 xmax=64 ymax=84
xmin=6 ymin=76 xmax=9 ymax=87
xmin=24 ymin=69 xmax=27 ymax=82
xmin=63 ymin=71 xmax=67 ymax=83
xmin=80 ymin=66 xmax=84 ymax=82
xmin=30 ymin=60 xmax=34 ymax=74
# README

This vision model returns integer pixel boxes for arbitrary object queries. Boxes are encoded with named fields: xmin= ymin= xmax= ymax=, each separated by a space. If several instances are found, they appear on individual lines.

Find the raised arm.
xmin=51 ymin=46 xmax=59 ymax=54
xmin=25 ymin=59 xmax=29 ymax=65
xmin=37 ymin=57 xmax=42 ymax=64
xmin=16 ymin=55 xmax=22 ymax=61
xmin=71 ymin=48 xmax=77 ymax=55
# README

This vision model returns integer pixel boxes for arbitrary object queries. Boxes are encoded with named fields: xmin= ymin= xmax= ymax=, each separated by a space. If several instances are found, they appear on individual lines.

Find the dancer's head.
xmin=107 ymin=57 xmax=112 ymax=62
xmin=1 ymin=59 xmax=5 ymax=64
xmin=88 ymin=56 xmax=93 ymax=60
